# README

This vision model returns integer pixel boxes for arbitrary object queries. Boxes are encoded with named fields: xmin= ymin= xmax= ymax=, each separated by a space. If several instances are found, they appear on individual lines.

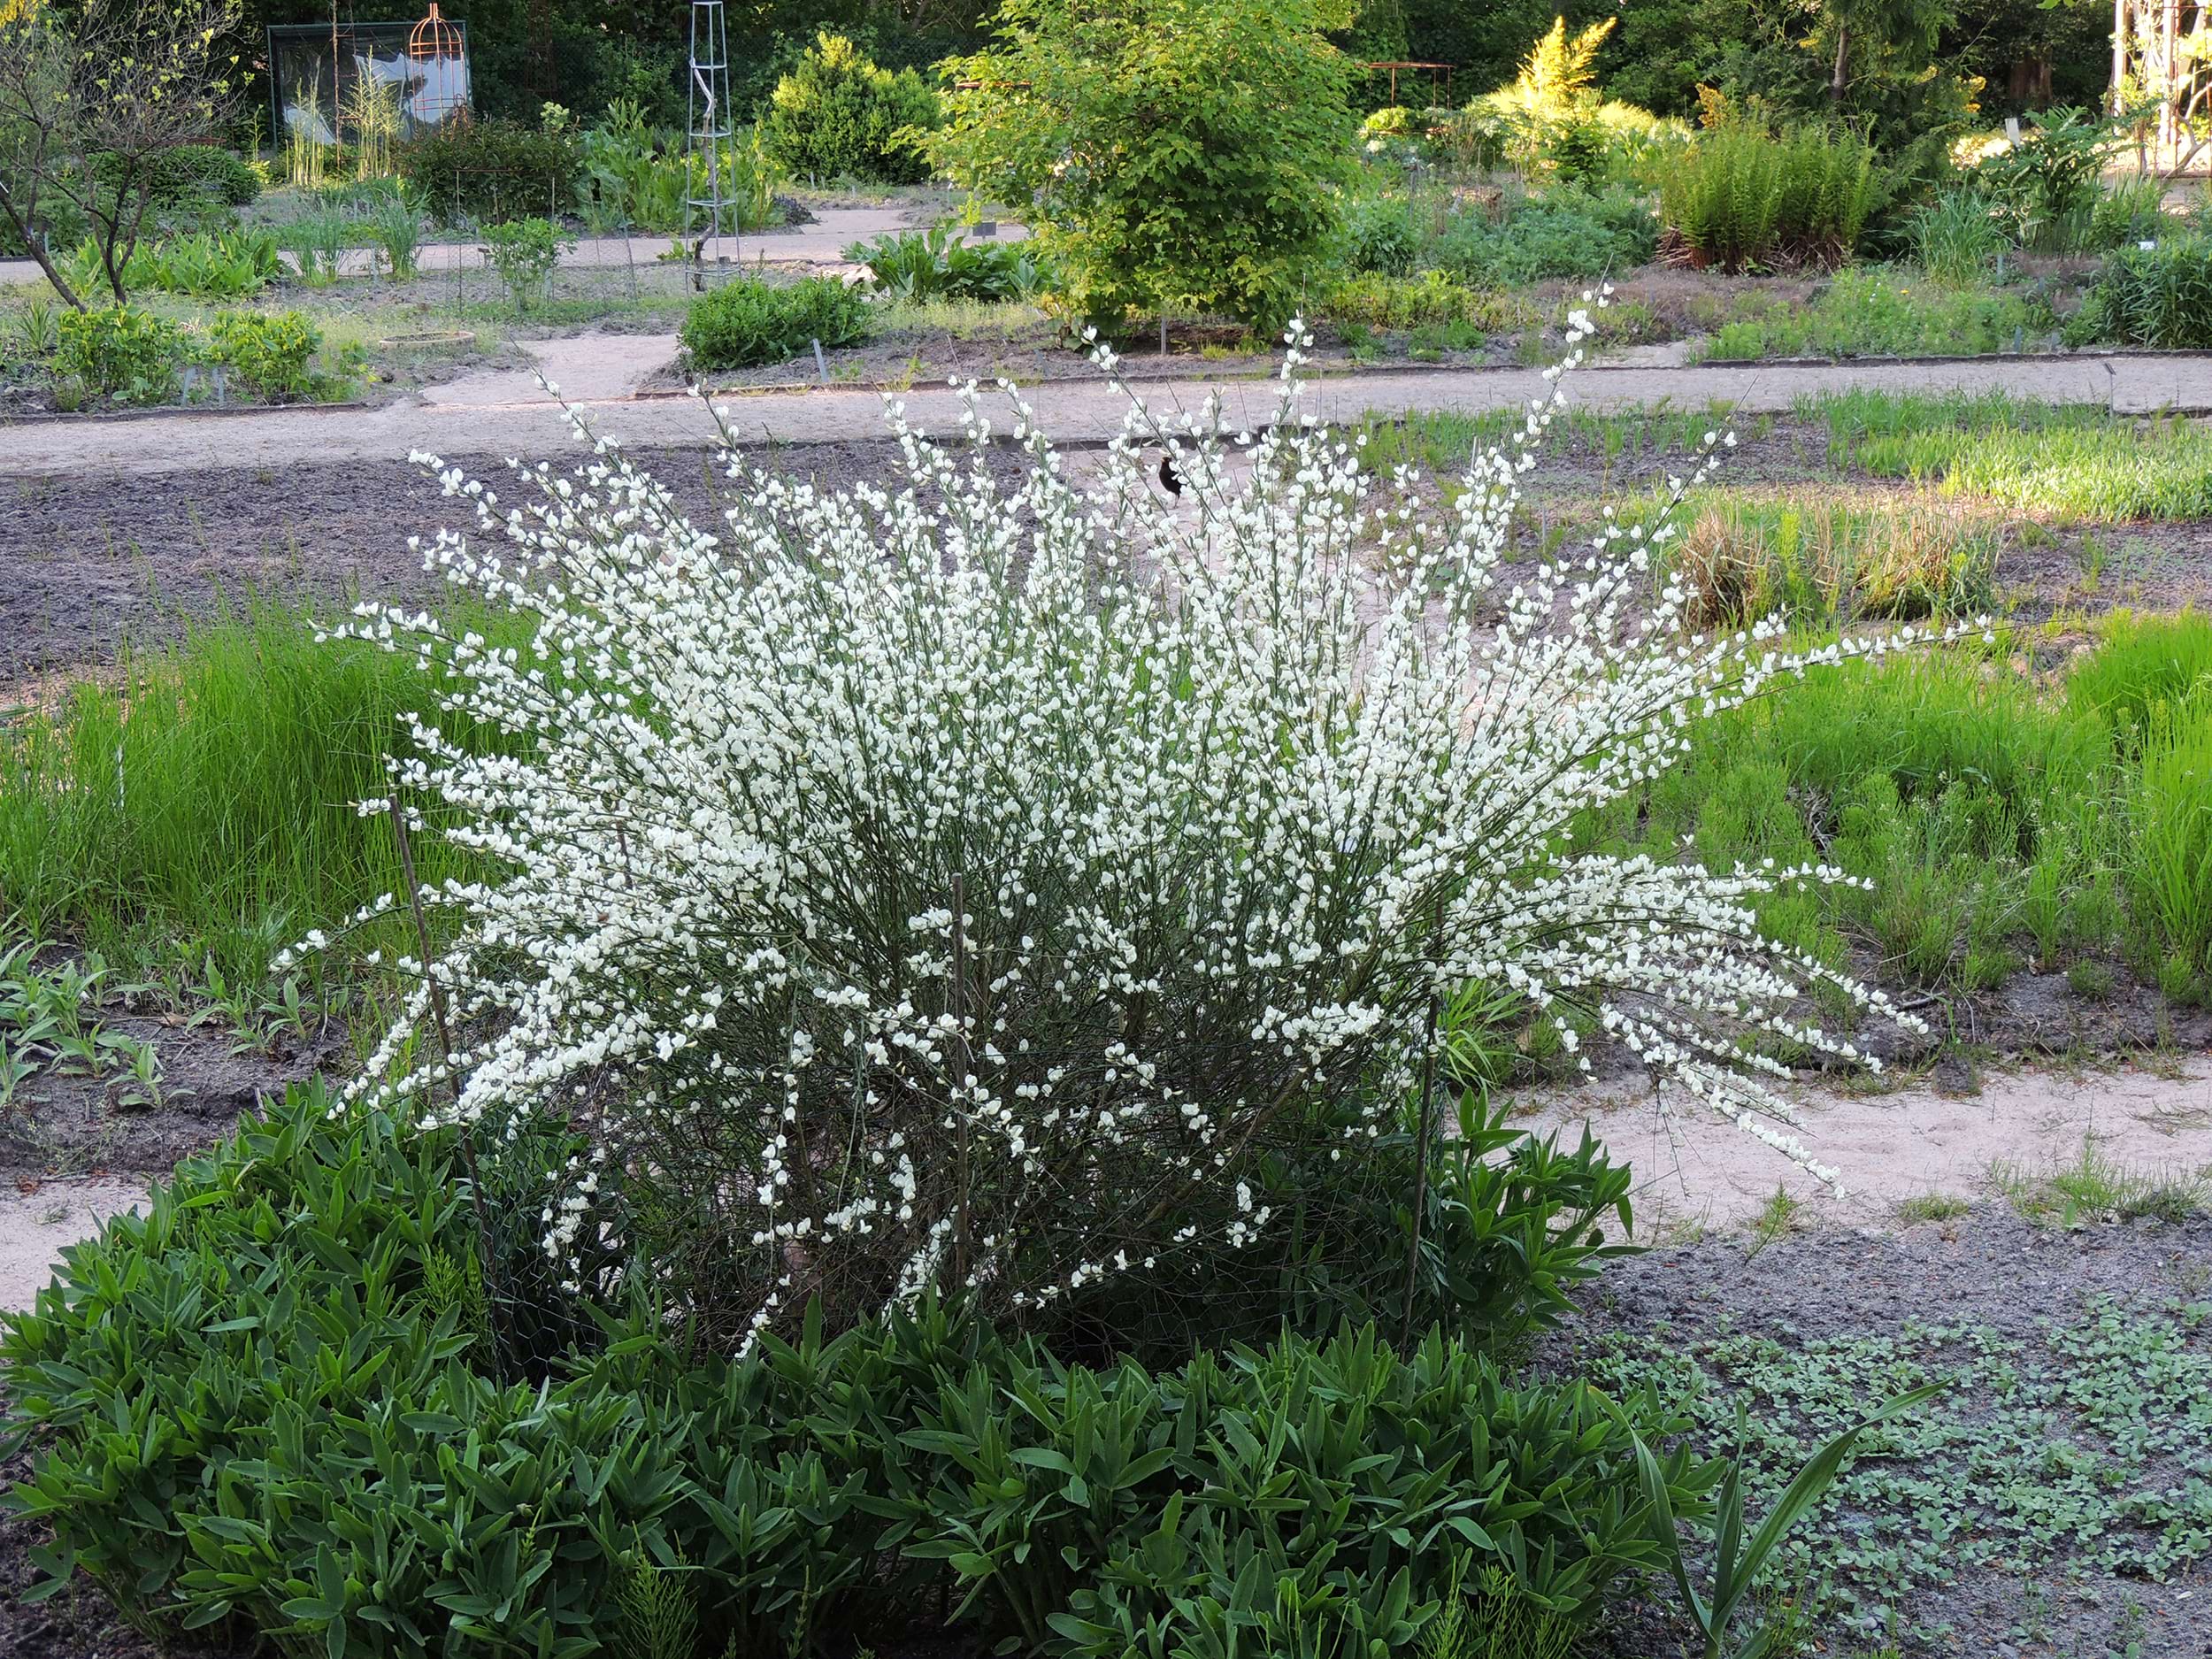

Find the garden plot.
xmin=4 ymin=356 xmax=2212 ymax=1659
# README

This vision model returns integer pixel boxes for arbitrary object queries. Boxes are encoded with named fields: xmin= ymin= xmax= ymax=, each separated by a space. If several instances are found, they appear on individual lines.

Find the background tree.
xmin=934 ymin=0 xmax=1355 ymax=334
xmin=0 ymin=0 xmax=240 ymax=308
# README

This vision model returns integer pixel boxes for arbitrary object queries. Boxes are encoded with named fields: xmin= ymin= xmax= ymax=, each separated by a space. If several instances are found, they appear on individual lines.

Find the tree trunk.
xmin=1831 ymin=24 xmax=1848 ymax=105
xmin=2112 ymin=0 xmax=2128 ymax=118
xmin=0 ymin=189 xmax=87 ymax=310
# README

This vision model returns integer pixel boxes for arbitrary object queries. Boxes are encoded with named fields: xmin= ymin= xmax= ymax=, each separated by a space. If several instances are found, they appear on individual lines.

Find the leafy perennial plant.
xmin=318 ymin=302 xmax=1930 ymax=1349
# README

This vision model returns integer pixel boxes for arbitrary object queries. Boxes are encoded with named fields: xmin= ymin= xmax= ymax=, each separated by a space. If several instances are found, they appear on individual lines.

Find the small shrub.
xmin=95 ymin=143 xmax=260 ymax=212
xmin=2086 ymin=174 xmax=2170 ymax=250
xmin=318 ymin=316 xmax=1927 ymax=1349
xmin=400 ymin=119 xmax=581 ymax=225
xmin=1972 ymin=105 xmax=2119 ymax=251
xmin=1342 ymin=195 xmax=1420 ymax=277
xmin=844 ymin=224 xmax=1039 ymax=302
xmin=1663 ymin=124 xmax=1885 ymax=272
xmin=1359 ymin=105 xmax=1416 ymax=141
xmin=480 ymin=216 xmax=572 ymax=312
xmin=1323 ymin=268 xmax=1532 ymax=333
xmin=207 ymin=311 xmax=337 ymax=402
xmin=1469 ymin=14 xmax=1615 ymax=170
xmin=2069 ymin=234 xmax=2212 ymax=349
xmin=1433 ymin=188 xmax=1656 ymax=286
xmin=53 ymin=304 xmax=188 ymax=404
xmin=761 ymin=32 xmax=938 ymax=186
xmin=680 ymin=274 xmax=872 ymax=369
xmin=934 ymin=0 xmax=1355 ymax=330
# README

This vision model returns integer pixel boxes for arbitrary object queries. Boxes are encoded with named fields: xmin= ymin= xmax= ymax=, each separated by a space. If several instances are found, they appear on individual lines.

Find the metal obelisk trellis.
xmin=686 ymin=1 xmax=737 ymax=271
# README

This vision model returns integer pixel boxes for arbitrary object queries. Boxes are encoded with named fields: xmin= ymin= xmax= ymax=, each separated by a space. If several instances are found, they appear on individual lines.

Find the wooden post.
xmin=1401 ymin=899 xmax=1445 ymax=1347
xmin=950 ymin=873 xmax=972 ymax=1289
xmin=391 ymin=792 xmax=499 ymax=1309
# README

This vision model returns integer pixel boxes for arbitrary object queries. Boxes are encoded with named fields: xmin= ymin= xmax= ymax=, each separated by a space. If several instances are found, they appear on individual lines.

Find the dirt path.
xmin=1517 ymin=1056 xmax=2212 ymax=1240
xmin=4 ymin=347 xmax=2209 ymax=480
xmin=0 ymin=206 xmax=1004 ymax=289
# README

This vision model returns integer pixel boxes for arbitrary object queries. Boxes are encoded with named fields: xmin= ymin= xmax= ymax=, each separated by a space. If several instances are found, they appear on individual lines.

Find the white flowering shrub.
xmin=323 ymin=302 xmax=1925 ymax=1348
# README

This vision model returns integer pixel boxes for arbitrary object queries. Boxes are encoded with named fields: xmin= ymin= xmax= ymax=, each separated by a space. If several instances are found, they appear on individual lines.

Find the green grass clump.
xmin=1351 ymin=402 xmax=1750 ymax=477
xmin=1810 ymin=391 xmax=2212 ymax=521
xmin=0 ymin=597 xmax=525 ymax=988
xmin=1576 ymin=613 xmax=2212 ymax=998
xmin=2070 ymin=234 xmax=2212 ymax=349
xmin=2064 ymin=608 xmax=2212 ymax=741
xmin=1701 ymin=269 xmax=2039 ymax=361
xmin=1993 ymin=1139 xmax=2212 ymax=1225
xmin=1578 ymin=644 xmax=2118 ymax=993
xmin=2125 ymin=694 xmax=2212 ymax=993
xmin=1893 ymin=1193 xmax=1970 ymax=1224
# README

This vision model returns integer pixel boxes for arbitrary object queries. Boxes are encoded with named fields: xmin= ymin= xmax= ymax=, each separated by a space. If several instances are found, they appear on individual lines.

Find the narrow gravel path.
xmin=4 ymin=347 xmax=2209 ymax=478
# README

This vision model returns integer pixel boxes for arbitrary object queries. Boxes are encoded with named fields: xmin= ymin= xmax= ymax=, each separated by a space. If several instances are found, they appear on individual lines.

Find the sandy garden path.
xmin=6 ymin=343 xmax=2212 ymax=479
xmin=0 ymin=205 xmax=1009 ymax=289
xmin=1515 ymin=1056 xmax=2212 ymax=1240
xmin=4 ymin=1060 xmax=2205 ymax=1312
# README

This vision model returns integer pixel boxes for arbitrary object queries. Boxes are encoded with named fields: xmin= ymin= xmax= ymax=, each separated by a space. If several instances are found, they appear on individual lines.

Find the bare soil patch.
xmin=0 ymin=441 xmax=1033 ymax=684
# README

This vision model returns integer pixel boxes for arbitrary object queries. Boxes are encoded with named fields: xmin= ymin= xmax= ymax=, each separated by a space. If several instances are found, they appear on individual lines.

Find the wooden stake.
xmin=1402 ymin=898 xmax=1445 ymax=1347
xmin=951 ymin=872 xmax=972 ymax=1290
xmin=391 ymin=792 xmax=498 ymax=1301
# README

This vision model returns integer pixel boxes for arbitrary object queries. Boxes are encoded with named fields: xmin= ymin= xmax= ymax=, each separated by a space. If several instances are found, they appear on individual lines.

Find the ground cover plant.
xmin=0 ymin=1079 xmax=1718 ymax=1656
xmin=762 ymin=31 xmax=939 ymax=186
xmin=1591 ymin=1284 xmax=2212 ymax=1641
xmin=1699 ymin=268 xmax=2046 ymax=360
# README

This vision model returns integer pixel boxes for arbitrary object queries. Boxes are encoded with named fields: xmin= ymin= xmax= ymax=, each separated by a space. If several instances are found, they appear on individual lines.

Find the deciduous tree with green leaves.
xmin=0 ymin=0 xmax=240 ymax=308
xmin=933 ymin=0 xmax=1356 ymax=334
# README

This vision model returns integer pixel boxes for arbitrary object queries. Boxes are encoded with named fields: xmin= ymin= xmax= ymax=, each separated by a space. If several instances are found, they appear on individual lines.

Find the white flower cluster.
xmin=323 ymin=296 xmax=1928 ymax=1346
